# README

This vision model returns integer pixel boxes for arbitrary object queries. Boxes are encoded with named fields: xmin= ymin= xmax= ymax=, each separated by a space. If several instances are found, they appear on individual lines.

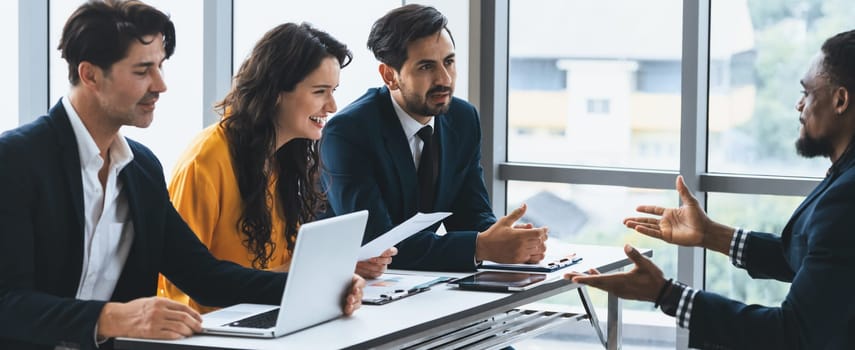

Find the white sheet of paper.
xmin=358 ymin=212 xmax=451 ymax=260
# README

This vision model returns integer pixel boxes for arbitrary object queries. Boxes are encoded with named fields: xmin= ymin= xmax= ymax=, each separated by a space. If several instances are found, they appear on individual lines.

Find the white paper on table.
xmin=358 ymin=212 xmax=451 ymax=260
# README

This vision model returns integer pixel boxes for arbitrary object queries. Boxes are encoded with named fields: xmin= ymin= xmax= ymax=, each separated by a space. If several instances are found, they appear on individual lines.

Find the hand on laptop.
xmin=356 ymin=247 xmax=398 ymax=279
xmin=97 ymin=296 xmax=202 ymax=340
xmin=343 ymin=274 xmax=366 ymax=316
xmin=475 ymin=204 xmax=549 ymax=264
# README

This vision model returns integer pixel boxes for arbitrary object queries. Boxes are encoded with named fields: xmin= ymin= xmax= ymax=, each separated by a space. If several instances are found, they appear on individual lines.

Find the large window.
xmin=508 ymin=0 xmax=683 ymax=170
xmin=506 ymin=1 xmax=684 ymax=347
xmin=49 ymin=0 xmax=204 ymax=178
xmin=707 ymin=0 xmax=855 ymax=177
xmin=499 ymin=0 xmax=840 ymax=349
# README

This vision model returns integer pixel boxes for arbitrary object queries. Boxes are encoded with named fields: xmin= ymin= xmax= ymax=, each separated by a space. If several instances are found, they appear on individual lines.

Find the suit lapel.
xmin=50 ymin=104 xmax=86 ymax=242
xmin=119 ymin=159 xmax=148 ymax=274
xmin=48 ymin=103 xmax=86 ymax=287
xmin=783 ymin=149 xmax=855 ymax=245
xmin=378 ymin=88 xmax=419 ymax=215
xmin=792 ymin=176 xmax=831 ymax=220
xmin=781 ymin=176 xmax=830 ymax=246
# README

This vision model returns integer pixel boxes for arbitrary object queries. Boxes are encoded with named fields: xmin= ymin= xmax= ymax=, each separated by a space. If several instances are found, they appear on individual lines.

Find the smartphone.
xmin=449 ymin=271 xmax=548 ymax=292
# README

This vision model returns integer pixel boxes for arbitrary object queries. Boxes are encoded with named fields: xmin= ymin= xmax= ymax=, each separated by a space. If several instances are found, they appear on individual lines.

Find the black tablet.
xmin=449 ymin=271 xmax=548 ymax=292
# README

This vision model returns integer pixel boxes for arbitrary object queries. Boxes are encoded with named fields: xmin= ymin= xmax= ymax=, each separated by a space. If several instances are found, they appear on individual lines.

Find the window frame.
xmin=475 ymin=1 xmax=820 ymax=349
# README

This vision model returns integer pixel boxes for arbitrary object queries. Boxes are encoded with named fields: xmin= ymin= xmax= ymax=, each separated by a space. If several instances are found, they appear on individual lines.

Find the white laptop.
xmin=200 ymin=210 xmax=368 ymax=338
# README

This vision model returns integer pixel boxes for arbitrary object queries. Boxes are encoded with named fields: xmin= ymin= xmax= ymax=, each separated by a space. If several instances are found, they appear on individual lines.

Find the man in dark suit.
xmin=567 ymin=29 xmax=855 ymax=349
xmin=321 ymin=4 xmax=548 ymax=271
xmin=0 ymin=1 xmax=363 ymax=349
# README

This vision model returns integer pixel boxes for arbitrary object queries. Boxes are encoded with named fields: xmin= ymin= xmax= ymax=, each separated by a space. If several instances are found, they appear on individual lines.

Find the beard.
xmin=795 ymin=133 xmax=834 ymax=158
xmin=401 ymin=85 xmax=453 ymax=117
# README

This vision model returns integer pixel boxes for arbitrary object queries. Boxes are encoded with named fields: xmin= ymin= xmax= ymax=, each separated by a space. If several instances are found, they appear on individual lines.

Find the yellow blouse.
xmin=157 ymin=123 xmax=291 ymax=313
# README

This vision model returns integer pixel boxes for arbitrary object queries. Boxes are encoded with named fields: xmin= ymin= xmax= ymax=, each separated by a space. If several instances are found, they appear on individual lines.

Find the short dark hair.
xmin=821 ymin=29 xmax=855 ymax=93
xmin=367 ymin=4 xmax=454 ymax=71
xmin=58 ymin=0 xmax=176 ymax=85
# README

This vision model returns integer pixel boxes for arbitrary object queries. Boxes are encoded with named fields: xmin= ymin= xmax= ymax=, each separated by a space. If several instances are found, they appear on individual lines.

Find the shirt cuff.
xmin=675 ymin=286 xmax=698 ymax=329
xmin=729 ymin=227 xmax=748 ymax=268
xmin=94 ymin=322 xmax=108 ymax=347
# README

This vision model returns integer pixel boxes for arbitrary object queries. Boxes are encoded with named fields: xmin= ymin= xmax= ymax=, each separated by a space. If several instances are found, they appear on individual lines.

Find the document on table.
xmin=358 ymin=212 xmax=451 ymax=260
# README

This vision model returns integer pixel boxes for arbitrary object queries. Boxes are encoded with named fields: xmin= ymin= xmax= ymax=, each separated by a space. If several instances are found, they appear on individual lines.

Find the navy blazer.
xmin=0 ymin=102 xmax=286 ymax=350
xmin=689 ymin=150 xmax=855 ymax=349
xmin=321 ymin=87 xmax=496 ymax=271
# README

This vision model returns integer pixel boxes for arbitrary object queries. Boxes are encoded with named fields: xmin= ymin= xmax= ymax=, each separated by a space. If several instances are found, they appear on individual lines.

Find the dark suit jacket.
xmin=689 ymin=150 xmax=855 ymax=349
xmin=0 ymin=102 xmax=286 ymax=350
xmin=321 ymin=87 xmax=496 ymax=271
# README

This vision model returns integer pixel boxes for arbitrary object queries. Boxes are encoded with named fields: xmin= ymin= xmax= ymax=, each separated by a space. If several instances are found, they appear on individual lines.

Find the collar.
xmin=827 ymin=136 xmax=855 ymax=177
xmin=390 ymin=93 xmax=435 ymax=140
xmin=62 ymin=95 xmax=134 ymax=171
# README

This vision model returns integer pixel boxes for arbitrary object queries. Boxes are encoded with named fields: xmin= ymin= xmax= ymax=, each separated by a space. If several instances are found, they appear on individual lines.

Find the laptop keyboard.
xmin=225 ymin=308 xmax=280 ymax=329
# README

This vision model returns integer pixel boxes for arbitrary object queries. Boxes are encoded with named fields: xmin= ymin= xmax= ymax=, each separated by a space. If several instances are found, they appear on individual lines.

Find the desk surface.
xmin=116 ymin=243 xmax=647 ymax=350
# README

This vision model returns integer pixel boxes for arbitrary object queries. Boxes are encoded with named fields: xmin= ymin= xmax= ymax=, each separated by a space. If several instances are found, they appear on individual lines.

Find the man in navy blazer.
xmin=321 ymin=4 xmax=548 ymax=271
xmin=0 ymin=2 xmax=362 ymax=349
xmin=568 ymin=29 xmax=855 ymax=349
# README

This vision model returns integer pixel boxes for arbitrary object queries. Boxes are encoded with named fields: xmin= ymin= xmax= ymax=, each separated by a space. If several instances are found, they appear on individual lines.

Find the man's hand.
xmin=97 ymin=297 xmax=202 ymax=340
xmin=564 ymin=244 xmax=665 ymax=302
xmin=475 ymin=204 xmax=548 ymax=264
xmin=356 ymin=247 xmax=398 ymax=279
xmin=342 ymin=274 xmax=365 ymax=316
xmin=512 ymin=222 xmax=545 ymax=263
xmin=623 ymin=175 xmax=734 ymax=254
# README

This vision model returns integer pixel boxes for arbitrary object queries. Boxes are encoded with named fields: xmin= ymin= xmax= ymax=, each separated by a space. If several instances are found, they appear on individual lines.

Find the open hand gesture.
xmin=565 ymin=244 xmax=664 ymax=302
xmin=624 ymin=176 xmax=709 ymax=247
xmin=624 ymin=176 xmax=734 ymax=254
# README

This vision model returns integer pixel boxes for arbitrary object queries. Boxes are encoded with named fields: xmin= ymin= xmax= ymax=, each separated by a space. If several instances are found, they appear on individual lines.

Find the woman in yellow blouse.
xmin=158 ymin=23 xmax=395 ymax=312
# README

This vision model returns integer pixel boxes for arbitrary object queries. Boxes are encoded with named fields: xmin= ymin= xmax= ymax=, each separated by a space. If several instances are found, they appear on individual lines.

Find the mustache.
xmin=427 ymin=86 xmax=452 ymax=95
xmin=141 ymin=93 xmax=159 ymax=102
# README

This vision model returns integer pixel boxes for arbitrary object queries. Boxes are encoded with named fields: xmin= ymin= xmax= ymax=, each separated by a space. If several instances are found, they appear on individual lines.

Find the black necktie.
xmin=417 ymin=125 xmax=438 ymax=212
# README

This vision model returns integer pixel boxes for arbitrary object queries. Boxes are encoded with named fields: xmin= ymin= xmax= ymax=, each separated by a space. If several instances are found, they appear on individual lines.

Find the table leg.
xmin=607 ymin=289 xmax=622 ymax=350
xmin=577 ymin=286 xmax=606 ymax=347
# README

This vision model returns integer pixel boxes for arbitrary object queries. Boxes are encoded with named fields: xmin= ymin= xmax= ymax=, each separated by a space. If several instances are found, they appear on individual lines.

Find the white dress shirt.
xmin=389 ymin=94 xmax=449 ymax=236
xmin=58 ymin=96 xmax=136 ymax=349
xmin=390 ymin=94 xmax=435 ymax=169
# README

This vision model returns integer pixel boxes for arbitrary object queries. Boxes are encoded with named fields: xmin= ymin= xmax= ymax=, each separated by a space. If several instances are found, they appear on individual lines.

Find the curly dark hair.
xmin=217 ymin=23 xmax=352 ymax=269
